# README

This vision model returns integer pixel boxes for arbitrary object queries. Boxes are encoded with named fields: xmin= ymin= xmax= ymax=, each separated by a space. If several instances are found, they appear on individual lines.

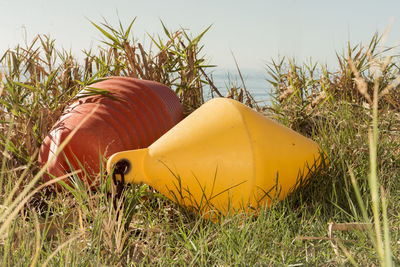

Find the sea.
xmin=204 ymin=68 xmax=272 ymax=105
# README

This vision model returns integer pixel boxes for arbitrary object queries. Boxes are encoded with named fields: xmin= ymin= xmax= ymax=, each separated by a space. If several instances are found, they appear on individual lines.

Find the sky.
xmin=0 ymin=0 xmax=400 ymax=72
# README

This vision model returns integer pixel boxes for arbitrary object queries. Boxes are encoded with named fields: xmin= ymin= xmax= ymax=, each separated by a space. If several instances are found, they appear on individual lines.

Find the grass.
xmin=0 ymin=19 xmax=399 ymax=266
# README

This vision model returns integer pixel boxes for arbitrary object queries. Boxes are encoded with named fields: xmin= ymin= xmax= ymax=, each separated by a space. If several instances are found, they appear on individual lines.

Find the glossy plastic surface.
xmin=107 ymin=98 xmax=325 ymax=217
xmin=38 ymin=77 xmax=183 ymax=185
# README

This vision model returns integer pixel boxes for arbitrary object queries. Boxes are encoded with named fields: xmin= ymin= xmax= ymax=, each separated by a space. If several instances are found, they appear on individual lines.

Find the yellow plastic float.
xmin=107 ymin=98 xmax=324 ymax=217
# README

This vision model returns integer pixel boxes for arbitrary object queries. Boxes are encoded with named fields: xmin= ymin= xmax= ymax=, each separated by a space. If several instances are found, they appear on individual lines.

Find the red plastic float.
xmin=38 ymin=77 xmax=183 ymax=185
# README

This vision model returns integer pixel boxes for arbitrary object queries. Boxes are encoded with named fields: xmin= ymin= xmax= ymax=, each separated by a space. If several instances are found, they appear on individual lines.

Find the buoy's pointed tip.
xmin=106 ymin=152 xmax=120 ymax=174
xmin=107 ymin=148 xmax=149 ymax=184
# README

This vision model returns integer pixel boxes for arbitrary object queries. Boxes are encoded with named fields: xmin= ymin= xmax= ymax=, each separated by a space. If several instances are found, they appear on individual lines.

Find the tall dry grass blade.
xmin=199 ymin=67 xmax=223 ymax=97
xmin=381 ymin=186 xmax=393 ymax=266
xmin=231 ymin=51 xmax=258 ymax=109
xmin=347 ymin=57 xmax=386 ymax=262
xmin=30 ymin=210 xmax=41 ymax=267
xmin=347 ymin=31 xmax=395 ymax=265
xmin=368 ymin=51 xmax=384 ymax=264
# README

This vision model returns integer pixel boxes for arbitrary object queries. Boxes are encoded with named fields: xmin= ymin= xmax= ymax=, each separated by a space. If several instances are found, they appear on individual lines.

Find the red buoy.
xmin=38 ymin=77 xmax=183 ymax=186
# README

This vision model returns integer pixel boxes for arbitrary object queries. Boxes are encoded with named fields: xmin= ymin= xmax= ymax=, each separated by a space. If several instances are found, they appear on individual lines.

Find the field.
xmin=0 ymin=19 xmax=399 ymax=266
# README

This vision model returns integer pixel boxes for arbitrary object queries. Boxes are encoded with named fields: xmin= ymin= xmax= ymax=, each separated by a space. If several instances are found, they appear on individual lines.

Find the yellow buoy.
xmin=107 ymin=98 xmax=324 ymax=217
